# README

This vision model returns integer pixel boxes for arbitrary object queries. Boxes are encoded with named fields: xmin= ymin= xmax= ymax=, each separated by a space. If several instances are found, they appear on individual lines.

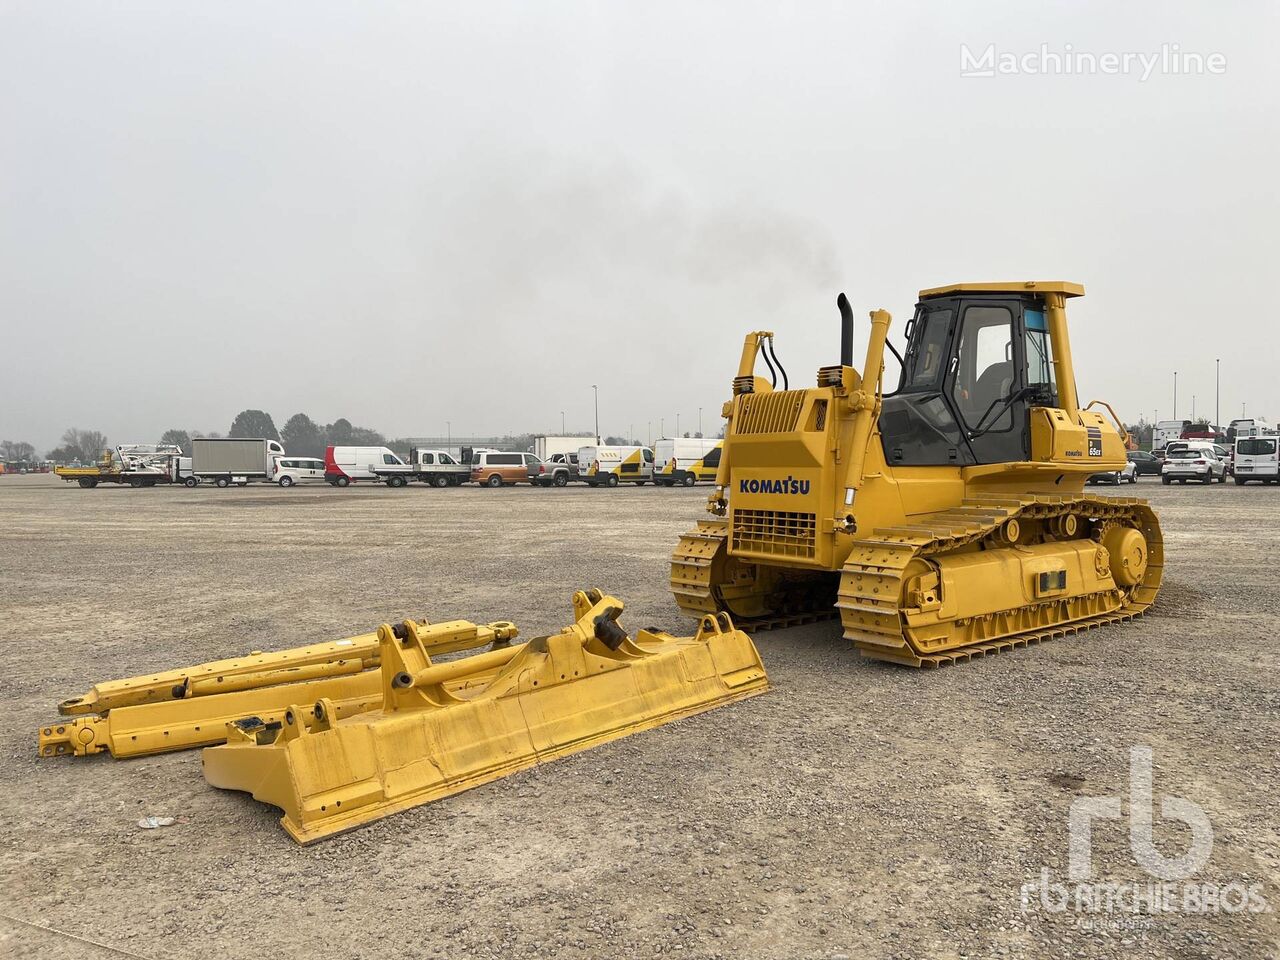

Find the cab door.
xmin=945 ymin=300 xmax=1033 ymax=465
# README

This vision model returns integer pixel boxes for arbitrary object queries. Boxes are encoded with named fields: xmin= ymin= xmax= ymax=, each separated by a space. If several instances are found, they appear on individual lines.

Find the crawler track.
xmin=670 ymin=495 xmax=1163 ymax=666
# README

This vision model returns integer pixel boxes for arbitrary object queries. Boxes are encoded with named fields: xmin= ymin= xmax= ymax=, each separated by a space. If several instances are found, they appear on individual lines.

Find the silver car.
xmin=1161 ymin=447 xmax=1227 ymax=484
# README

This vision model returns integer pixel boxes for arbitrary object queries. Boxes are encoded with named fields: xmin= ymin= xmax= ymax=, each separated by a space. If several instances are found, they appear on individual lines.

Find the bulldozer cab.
xmin=880 ymin=286 xmax=1068 ymax=467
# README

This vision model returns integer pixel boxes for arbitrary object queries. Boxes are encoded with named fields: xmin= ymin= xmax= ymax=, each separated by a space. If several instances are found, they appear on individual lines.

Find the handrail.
xmin=1084 ymin=399 xmax=1130 ymax=447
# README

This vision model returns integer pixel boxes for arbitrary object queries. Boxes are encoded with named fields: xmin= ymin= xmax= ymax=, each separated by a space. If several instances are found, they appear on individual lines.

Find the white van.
xmin=272 ymin=456 xmax=326 ymax=486
xmin=654 ymin=438 xmax=722 ymax=486
xmin=578 ymin=445 xmax=654 ymax=487
xmin=324 ymin=445 xmax=406 ymax=486
xmin=1233 ymin=436 xmax=1279 ymax=484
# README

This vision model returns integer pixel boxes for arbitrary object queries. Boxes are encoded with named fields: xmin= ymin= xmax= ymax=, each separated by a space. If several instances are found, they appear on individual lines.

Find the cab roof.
xmin=918 ymin=281 xmax=1085 ymax=299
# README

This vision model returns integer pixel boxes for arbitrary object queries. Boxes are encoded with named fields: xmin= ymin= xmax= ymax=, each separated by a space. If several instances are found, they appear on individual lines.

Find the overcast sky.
xmin=2 ymin=2 xmax=1275 ymax=452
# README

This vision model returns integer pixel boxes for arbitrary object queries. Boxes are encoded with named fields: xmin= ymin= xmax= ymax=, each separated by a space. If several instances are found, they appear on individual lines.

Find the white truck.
xmin=370 ymin=448 xmax=471 ymax=488
xmin=1227 ymin=418 xmax=1275 ymax=442
xmin=192 ymin=438 xmax=286 ymax=487
xmin=1152 ymin=420 xmax=1191 ymax=453
xmin=653 ymin=438 xmax=722 ymax=486
xmin=533 ymin=436 xmax=593 ymax=461
xmin=55 ymin=444 xmax=196 ymax=488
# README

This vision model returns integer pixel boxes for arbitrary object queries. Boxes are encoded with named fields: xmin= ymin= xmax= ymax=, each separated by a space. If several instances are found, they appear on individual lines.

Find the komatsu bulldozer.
xmin=671 ymin=282 xmax=1162 ymax=666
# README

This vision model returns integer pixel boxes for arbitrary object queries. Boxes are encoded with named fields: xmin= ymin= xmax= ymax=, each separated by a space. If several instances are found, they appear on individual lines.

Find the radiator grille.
xmin=735 ymin=391 xmax=805 ymax=434
xmin=731 ymin=509 xmax=817 ymax=558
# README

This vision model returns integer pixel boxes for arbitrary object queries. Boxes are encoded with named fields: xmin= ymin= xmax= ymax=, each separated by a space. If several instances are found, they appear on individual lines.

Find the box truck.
xmin=192 ymin=438 xmax=286 ymax=487
xmin=533 ymin=436 xmax=593 ymax=461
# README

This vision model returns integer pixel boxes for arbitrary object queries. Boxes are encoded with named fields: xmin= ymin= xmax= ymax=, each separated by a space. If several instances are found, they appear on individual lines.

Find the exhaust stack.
xmin=838 ymin=293 xmax=854 ymax=367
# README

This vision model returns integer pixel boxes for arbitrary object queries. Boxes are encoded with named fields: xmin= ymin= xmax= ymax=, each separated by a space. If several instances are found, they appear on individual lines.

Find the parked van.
xmin=1233 ymin=436 xmax=1280 ymax=484
xmin=324 ymin=446 xmax=407 ymax=486
xmin=470 ymin=450 xmax=539 ymax=487
xmin=578 ymin=445 xmax=654 ymax=487
xmin=272 ymin=456 xmax=326 ymax=486
xmin=654 ymin=438 xmax=722 ymax=486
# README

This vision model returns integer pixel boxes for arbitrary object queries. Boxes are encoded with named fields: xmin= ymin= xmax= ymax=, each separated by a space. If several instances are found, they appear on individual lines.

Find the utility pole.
xmin=677 ymin=413 xmax=681 ymax=437
xmin=561 ymin=411 xmax=565 ymax=434
xmin=592 ymin=385 xmax=599 ymax=443
xmin=1173 ymin=371 xmax=1178 ymax=420
xmin=648 ymin=421 xmax=652 ymax=446
xmin=446 ymin=421 xmax=451 ymax=449
xmin=1192 ymin=395 xmax=1196 ymax=421
xmin=699 ymin=406 xmax=703 ymax=437
xmin=1215 ymin=359 xmax=1220 ymax=435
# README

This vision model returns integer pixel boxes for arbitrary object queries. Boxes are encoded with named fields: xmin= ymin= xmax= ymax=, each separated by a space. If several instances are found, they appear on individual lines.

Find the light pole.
xmin=1192 ymin=395 xmax=1196 ymax=421
xmin=446 ymin=421 xmax=451 ymax=449
xmin=561 ymin=411 xmax=565 ymax=434
xmin=1173 ymin=371 xmax=1177 ymax=420
xmin=660 ymin=417 xmax=664 ymax=438
xmin=1215 ymin=359 xmax=1220 ymax=435
xmin=699 ymin=406 xmax=703 ymax=437
xmin=592 ymin=385 xmax=599 ymax=442
xmin=677 ymin=413 xmax=681 ymax=437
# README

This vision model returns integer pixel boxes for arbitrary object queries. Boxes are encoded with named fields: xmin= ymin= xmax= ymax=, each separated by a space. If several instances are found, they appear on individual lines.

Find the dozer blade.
xmin=202 ymin=590 xmax=769 ymax=844
xmin=38 ymin=619 xmax=518 ymax=758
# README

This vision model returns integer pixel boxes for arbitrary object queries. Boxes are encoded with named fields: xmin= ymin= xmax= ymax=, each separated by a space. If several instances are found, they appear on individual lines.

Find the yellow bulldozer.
xmin=672 ymin=281 xmax=1162 ymax=666
xmin=37 ymin=279 xmax=1161 ymax=843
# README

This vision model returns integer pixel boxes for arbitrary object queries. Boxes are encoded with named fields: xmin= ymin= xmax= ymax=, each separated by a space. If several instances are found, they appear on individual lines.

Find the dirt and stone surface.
xmin=1 ymin=473 xmax=1276 ymax=960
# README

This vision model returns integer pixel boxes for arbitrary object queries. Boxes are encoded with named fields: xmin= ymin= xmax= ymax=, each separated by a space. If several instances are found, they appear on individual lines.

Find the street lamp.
xmin=592 ymin=385 xmax=599 ymax=442
xmin=699 ymin=406 xmax=703 ymax=437
xmin=1173 ymin=371 xmax=1178 ymax=420
xmin=561 ymin=411 xmax=565 ymax=434
xmin=446 ymin=421 xmax=451 ymax=449
xmin=1215 ymin=359 xmax=1220 ymax=436
xmin=677 ymin=413 xmax=681 ymax=437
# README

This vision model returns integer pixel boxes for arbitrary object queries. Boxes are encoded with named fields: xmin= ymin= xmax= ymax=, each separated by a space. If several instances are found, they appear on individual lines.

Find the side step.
xmin=202 ymin=590 xmax=770 ymax=844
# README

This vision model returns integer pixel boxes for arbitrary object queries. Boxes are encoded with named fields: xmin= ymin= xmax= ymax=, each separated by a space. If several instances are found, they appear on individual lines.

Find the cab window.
xmin=951 ymin=306 xmax=1015 ymax=431
xmin=439 ymin=453 xmax=456 ymax=465
xmin=643 ymin=448 xmax=654 ymax=463
xmin=1022 ymin=309 xmax=1056 ymax=403
xmin=902 ymin=307 xmax=954 ymax=390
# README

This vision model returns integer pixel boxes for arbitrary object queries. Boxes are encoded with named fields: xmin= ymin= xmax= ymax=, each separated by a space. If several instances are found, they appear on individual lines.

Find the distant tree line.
xmin=44 ymin=428 xmax=110 ymax=464
xmin=158 ymin=411 xmax=385 ymax=459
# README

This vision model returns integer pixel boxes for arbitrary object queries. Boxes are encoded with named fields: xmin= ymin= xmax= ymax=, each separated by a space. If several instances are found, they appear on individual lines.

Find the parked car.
xmin=1126 ymin=450 xmax=1163 ymax=476
xmin=1089 ymin=460 xmax=1137 ymax=484
xmin=471 ymin=451 xmax=539 ymax=487
xmin=529 ymin=452 xmax=580 ymax=487
xmin=272 ymin=456 xmax=327 ymax=486
xmin=1161 ymin=446 xmax=1228 ymax=484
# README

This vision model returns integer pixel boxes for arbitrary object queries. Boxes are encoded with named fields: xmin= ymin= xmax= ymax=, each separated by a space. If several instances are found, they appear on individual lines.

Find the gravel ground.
xmin=0 ymin=472 xmax=1276 ymax=960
